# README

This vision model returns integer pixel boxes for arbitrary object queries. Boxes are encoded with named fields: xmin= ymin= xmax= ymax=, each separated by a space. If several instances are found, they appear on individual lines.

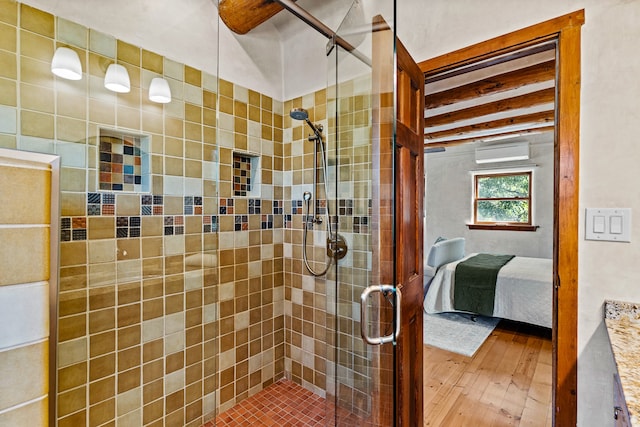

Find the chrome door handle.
xmin=360 ymin=284 xmax=401 ymax=345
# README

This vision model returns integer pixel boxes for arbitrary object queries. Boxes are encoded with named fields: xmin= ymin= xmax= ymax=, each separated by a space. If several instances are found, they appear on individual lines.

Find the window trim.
xmin=470 ymin=170 xmax=535 ymax=230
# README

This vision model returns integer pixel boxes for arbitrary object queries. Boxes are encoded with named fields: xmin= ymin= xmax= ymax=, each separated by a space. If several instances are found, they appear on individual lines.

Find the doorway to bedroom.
xmin=418 ymin=11 xmax=583 ymax=426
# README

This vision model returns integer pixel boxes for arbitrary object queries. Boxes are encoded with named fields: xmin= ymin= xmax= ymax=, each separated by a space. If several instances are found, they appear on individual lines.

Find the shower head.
xmin=290 ymin=108 xmax=323 ymax=141
xmin=290 ymin=108 xmax=309 ymax=121
xmin=303 ymin=191 xmax=312 ymax=201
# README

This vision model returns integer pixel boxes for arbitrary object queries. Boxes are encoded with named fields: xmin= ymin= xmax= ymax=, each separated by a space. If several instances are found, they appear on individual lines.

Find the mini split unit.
xmin=475 ymin=141 xmax=530 ymax=164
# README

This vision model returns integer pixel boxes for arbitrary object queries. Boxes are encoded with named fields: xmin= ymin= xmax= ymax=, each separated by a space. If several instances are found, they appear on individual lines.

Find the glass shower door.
xmin=325 ymin=1 xmax=398 ymax=425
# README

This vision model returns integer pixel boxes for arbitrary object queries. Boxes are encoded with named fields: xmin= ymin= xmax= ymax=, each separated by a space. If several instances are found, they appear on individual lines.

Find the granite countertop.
xmin=605 ymin=300 xmax=640 ymax=425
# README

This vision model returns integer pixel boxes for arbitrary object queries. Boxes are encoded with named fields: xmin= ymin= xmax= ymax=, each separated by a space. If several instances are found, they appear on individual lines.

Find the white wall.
xmin=425 ymin=137 xmax=554 ymax=259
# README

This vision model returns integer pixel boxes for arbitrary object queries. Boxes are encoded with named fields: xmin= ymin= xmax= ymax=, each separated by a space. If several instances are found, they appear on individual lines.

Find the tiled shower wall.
xmin=0 ymin=1 xmax=378 ymax=425
xmin=0 ymin=1 xmax=284 ymax=425
xmin=0 ymin=150 xmax=53 ymax=425
xmin=283 ymin=75 xmax=375 ymax=418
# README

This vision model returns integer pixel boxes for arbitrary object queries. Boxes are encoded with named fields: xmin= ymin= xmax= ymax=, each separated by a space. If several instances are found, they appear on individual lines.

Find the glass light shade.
xmin=149 ymin=77 xmax=172 ymax=103
xmin=51 ymin=47 xmax=82 ymax=80
xmin=104 ymin=64 xmax=130 ymax=93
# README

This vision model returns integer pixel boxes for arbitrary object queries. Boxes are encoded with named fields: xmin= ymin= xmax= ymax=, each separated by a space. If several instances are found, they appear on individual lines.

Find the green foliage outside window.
xmin=475 ymin=173 xmax=531 ymax=224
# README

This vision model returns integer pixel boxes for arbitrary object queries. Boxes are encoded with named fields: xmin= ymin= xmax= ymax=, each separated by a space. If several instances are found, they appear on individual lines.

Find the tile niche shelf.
xmin=233 ymin=151 xmax=260 ymax=197
xmin=99 ymin=129 xmax=150 ymax=193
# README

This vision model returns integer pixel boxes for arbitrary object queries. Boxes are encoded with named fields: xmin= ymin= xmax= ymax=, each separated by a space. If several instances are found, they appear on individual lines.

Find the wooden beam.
xmin=418 ymin=10 xmax=585 ymax=75
xmin=424 ymin=126 xmax=555 ymax=149
xmin=426 ymin=60 xmax=555 ymax=109
xmin=426 ymin=87 xmax=555 ymax=128
xmin=219 ymin=0 xmax=289 ymax=35
xmin=425 ymin=110 xmax=554 ymax=140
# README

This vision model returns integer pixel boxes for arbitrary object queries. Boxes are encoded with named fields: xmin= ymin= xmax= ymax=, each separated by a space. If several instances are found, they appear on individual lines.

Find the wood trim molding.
xmin=467 ymin=224 xmax=539 ymax=232
xmin=419 ymin=10 xmax=584 ymax=426
xmin=418 ymin=10 xmax=585 ymax=76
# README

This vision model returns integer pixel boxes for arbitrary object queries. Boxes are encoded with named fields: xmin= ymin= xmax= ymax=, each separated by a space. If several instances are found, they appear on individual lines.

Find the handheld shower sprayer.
xmin=290 ymin=108 xmax=347 ymax=277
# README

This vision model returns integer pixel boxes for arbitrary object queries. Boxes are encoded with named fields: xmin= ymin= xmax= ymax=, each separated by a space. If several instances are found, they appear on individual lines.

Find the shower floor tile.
xmin=203 ymin=378 xmax=365 ymax=426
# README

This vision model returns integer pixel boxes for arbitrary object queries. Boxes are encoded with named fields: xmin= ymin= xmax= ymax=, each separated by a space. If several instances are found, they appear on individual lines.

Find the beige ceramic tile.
xmin=19 ymin=56 xmax=52 ymax=89
xmin=117 ymin=105 xmax=140 ymax=130
xmin=20 ymin=29 xmax=53 ymax=62
xmin=0 ymin=164 xmax=50 ymax=224
xmin=20 ymin=4 xmax=54 ymax=37
xmin=57 ymin=116 xmax=87 ymax=143
xmin=58 ymin=337 xmax=87 ymax=368
xmin=117 ymin=40 xmax=140 ymax=66
xmin=89 ymin=29 xmax=115 ymax=58
xmin=0 ymin=21 xmax=15 ymax=52
xmin=20 ymin=110 xmax=54 ymax=139
xmin=57 ymin=91 xmax=87 ymax=120
xmin=89 ymin=239 xmax=116 ymax=264
xmin=89 ymin=98 xmax=115 ymax=125
xmin=141 ymin=49 xmax=162 ymax=74
xmin=0 ymin=0 xmax=17 ymax=25
xmin=0 ymin=396 xmax=47 ymax=426
xmin=115 ymin=194 xmax=140 ymax=216
xmin=0 ymin=77 xmax=16 ymax=106
xmin=184 ymin=65 xmax=201 ymax=87
xmin=0 ymin=341 xmax=48 ymax=411
xmin=0 ymin=50 xmax=16 ymax=80
xmin=60 ymin=166 xmax=85 ymax=192
xmin=60 ymin=191 xmax=86 ymax=216
xmin=57 ymin=17 xmax=87 ymax=49
xmin=0 ymin=226 xmax=49 ymax=286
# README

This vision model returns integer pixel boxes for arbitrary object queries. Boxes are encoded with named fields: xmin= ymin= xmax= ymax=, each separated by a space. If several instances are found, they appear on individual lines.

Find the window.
xmin=470 ymin=171 xmax=537 ymax=231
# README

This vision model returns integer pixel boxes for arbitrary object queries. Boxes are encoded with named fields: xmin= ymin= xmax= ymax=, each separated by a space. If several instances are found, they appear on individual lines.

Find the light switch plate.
xmin=585 ymin=208 xmax=631 ymax=242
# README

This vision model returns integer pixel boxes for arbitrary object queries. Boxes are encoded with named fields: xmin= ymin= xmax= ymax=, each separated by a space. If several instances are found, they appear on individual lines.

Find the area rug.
xmin=423 ymin=312 xmax=500 ymax=357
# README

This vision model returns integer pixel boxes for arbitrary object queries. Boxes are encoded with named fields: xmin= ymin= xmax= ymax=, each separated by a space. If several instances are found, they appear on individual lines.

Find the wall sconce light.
xmin=51 ymin=47 xmax=82 ymax=80
xmin=148 ymin=77 xmax=172 ymax=103
xmin=104 ymin=64 xmax=130 ymax=93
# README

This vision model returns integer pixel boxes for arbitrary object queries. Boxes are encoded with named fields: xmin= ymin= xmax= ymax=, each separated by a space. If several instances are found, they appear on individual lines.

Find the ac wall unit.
xmin=475 ymin=141 xmax=529 ymax=164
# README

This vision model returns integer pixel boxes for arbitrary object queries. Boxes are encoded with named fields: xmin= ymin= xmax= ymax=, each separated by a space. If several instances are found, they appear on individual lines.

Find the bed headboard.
xmin=426 ymin=237 xmax=465 ymax=270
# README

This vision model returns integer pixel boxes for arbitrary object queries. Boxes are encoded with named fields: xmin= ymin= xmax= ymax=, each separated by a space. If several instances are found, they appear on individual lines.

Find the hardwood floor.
xmin=424 ymin=320 xmax=553 ymax=426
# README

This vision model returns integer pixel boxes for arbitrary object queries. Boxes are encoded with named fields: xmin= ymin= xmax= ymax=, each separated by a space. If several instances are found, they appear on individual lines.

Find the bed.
xmin=423 ymin=238 xmax=552 ymax=329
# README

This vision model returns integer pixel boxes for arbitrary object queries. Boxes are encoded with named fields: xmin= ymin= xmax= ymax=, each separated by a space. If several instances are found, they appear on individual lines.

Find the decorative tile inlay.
xmin=352 ymin=216 xmax=369 ymax=234
xmin=261 ymin=214 xmax=273 ymax=229
xmin=249 ymin=199 xmax=261 ymax=214
xmin=220 ymin=198 xmax=234 ymax=215
xmin=273 ymin=200 xmax=283 ymax=215
xmin=234 ymin=215 xmax=248 ymax=231
xmin=291 ymin=200 xmax=303 ymax=215
xmin=61 ymin=216 xmax=87 ymax=241
xmin=233 ymin=153 xmax=252 ymax=196
xmin=338 ymin=199 xmax=353 ymax=216
xmin=184 ymin=196 xmax=203 ymax=215
xmin=116 ymin=216 xmax=141 ymax=238
xmin=203 ymin=215 xmax=218 ymax=233
xmin=99 ymin=133 xmax=143 ymax=192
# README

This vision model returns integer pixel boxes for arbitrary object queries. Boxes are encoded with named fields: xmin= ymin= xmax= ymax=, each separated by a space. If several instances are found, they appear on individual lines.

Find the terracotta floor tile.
xmin=201 ymin=379 xmax=369 ymax=426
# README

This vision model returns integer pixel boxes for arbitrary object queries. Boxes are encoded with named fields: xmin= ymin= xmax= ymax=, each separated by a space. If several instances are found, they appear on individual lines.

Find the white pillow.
xmin=426 ymin=237 xmax=465 ymax=269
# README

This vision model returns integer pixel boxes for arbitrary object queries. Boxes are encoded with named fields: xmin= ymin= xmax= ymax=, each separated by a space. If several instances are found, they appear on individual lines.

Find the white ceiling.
xmin=19 ymin=0 xmax=353 ymax=100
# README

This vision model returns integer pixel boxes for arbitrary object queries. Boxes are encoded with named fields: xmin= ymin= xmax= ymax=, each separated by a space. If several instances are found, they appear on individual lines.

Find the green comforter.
xmin=453 ymin=254 xmax=515 ymax=316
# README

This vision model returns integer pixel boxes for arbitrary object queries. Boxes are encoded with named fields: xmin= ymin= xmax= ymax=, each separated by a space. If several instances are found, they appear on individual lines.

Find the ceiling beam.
xmin=426 ymin=87 xmax=555 ymax=128
xmin=426 ymin=60 xmax=555 ymax=109
xmin=424 ymin=110 xmax=554 ymax=140
xmin=424 ymin=126 xmax=555 ymax=149
xmin=219 ymin=0 xmax=289 ymax=35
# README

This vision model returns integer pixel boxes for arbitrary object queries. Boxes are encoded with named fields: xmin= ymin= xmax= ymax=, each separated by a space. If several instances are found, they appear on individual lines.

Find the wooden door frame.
xmin=417 ymin=10 xmax=584 ymax=426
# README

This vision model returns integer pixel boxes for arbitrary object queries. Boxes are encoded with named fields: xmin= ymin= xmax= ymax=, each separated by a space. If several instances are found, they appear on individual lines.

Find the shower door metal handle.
xmin=360 ymin=285 xmax=401 ymax=345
